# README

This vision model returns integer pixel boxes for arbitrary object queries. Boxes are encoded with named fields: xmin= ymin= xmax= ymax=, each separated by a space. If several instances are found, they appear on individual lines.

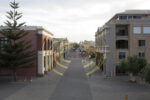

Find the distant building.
xmin=95 ymin=10 xmax=150 ymax=77
xmin=53 ymin=38 xmax=69 ymax=64
xmin=80 ymin=40 xmax=95 ymax=50
xmin=0 ymin=26 xmax=53 ymax=77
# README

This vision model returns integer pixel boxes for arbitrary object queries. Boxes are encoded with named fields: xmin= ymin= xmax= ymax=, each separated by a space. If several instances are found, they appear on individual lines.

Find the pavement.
xmin=1 ymin=61 xmax=68 ymax=100
xmin=0 ymin=81 xmax=28 ymax=100
xmin=1 ymin=51 xmax=150 ymax=100
xmin=87 ymin=69 xmax=150 ymax=100
xmin=49 ymin=58 xmax=92 ymax=100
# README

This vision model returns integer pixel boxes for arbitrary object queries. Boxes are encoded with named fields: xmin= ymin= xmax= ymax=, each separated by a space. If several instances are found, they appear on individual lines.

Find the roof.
xmin=117 ymin=10 xmax=150 ymax=15
xmin=106 ymin=10 xmax=150 ymax=23
xmin=0 ymin=25 xmax=53 ymax=35
xmin=53 ymin=38 xmax=68 ymax=42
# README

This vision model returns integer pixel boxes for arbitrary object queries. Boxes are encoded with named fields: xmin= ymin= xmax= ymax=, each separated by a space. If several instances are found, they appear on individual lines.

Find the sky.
xmin=0 ymin=0 xmax=150 ymax=42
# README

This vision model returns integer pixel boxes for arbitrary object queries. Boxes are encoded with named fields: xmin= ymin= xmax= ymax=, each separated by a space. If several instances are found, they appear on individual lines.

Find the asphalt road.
xmin=49 ymin=57 xmax=92 ymax=100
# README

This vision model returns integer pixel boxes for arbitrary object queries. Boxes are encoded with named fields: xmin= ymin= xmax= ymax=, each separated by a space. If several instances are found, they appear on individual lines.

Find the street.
xmin=1 ymin=1 xmax=150 ymax=100
xmin=1 ymin=51 xmax=150 ymax=100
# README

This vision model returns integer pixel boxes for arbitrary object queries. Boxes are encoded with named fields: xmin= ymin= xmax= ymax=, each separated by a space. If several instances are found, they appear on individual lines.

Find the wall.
xmin=0 ymin=30 xmax=38 ymax=77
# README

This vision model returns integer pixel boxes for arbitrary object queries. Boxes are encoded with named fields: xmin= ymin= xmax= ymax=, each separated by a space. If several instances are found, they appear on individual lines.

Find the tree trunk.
xmin=13 ymin=69 xmax=17 ymax=82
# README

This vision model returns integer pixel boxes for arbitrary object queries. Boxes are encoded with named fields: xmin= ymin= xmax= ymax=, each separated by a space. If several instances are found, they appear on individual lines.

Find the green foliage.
xmin=0 ymin=0 xmax=35 ymax=81
xmin=118 ymin=55 xmax=147 ymax=75
xmin=141 ymin=64 xmax=150 ymax=83
xmin=118 ymin=60 xmax=128 ymax=73
xmin=127 ymin=56 xmax=139 ymax=75
xmin=71 ymin=43 xmax=79 ymax=51
xmin=137 ymin=57 xmax=147 ymax=73
xmin=89 ymin=53 xmax=95 ymax=59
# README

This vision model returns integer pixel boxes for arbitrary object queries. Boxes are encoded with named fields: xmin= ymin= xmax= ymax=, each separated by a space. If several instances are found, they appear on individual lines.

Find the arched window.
xmin=44 ymin=39 xmax=46 ymax=50
xmin=51 ymin=40 xmax=53 ymax=50
xmin=48 ymin=40 xmax=50 ymax=50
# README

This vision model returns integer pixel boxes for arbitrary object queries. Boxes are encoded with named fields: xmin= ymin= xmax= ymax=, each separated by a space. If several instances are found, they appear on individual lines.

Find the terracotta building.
xmin=0 ymin=26 xmax=53 ymax=77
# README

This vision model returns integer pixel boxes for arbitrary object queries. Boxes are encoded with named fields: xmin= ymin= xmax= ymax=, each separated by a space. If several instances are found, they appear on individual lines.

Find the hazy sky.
xmin=0 ymin=0 xmax=150 ymax=42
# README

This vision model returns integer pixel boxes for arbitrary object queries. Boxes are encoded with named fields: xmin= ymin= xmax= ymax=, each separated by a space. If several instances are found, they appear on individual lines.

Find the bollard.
xmin=24 ymin=76 xmax=27 ymax=82
xmin=30 ymin=76 xmax=32 ymax=82
xmin=125 ymin=95 xmax=128 ymax=100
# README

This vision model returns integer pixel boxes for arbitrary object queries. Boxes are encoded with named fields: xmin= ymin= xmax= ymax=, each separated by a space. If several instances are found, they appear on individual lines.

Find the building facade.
xmin=0 ymin=26 xmax=53 ymax=77
xmin=53 ymin=38 xmax=69 ymax=61
xmin=96 ymin=10 xmax=150 ymax=77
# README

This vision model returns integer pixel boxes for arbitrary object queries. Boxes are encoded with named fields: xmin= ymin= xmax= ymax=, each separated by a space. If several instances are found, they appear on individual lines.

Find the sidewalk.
xmin=0 ymin=81 xmax=29 ymax=100
xmin=88 ymin=71 xmax=150 ymax=100
xmin=2 ymin=61 xmax=69 ymax=100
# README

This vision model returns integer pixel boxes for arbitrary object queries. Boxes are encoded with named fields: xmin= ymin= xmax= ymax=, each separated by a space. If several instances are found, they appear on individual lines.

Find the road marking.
xmin=61 ymin=57 xmax=71 ymax=63
xmin=83 ymin=61 xmax=94 ymax=68
xmin=52 ymin=69 xmax=64 ymax=76
xmin=82 ymin=59 xmax=86 ymax=63
xmin=54 ymin=53 xmax=69 ymax=69
xmin=56 ymin=61 xmax=68 ymax=69
xmin=86 ymin=66 xmax=99 ymax=76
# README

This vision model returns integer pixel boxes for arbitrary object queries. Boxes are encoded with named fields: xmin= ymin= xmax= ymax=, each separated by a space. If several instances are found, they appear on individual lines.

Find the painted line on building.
xmin=86 ymin=34 xmax=107 ymax=76
xmin=54 ymin=39 xmax=71 ymax=68
xmin=53 ymin=42 xmax=69 ymax=69
xmin=80 ymin=35 xmax=107 ymax=76
xmin=83 ymin=61 xmax=94 ymax=68
xmin=59 ymin=42 xmax=72 ymax=63
xmin=86 ymin=66 xmax=99 ymax=76
xmin=52 ymin=69 xmax=64 ymax=76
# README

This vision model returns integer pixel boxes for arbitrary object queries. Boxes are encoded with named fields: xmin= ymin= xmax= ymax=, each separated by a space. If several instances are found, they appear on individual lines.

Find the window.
xmin=139 ymin=40 xmax=145 ymax=47
xmin=128 ymin=16 xmax=133 ymax=19
xmin=143 ymin=27 xmax=150 ymax=34
xmin=119 ymin=52 xmax=126 ymax=60
xmin=133 ymin=16 xmax=141 ymax=19
xmin=0 ymin=37 xmax=9 ymax=50
xmin=119 ymin=16 xmax=127 ymax=20
xmin=116 ymin=40 xmax=128 ymax=49
xmin=116 ymin=25 xmax=128 ymax=36
xmin=44 ymin=39 xmax=46 ymax=50
xmin=133 ymin=27 xmax=141 ymax=34
xmin=139 ymin=52 xmax=145 ymax=57
xmin=48 ymin=40 xmax=50 ymax=50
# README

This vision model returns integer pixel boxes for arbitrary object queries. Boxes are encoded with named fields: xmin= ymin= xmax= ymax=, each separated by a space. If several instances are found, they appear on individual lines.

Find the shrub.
xmin=118 ymin=55 xmax=147 ymax=75
xmin=141 ymin=64 xmax=150 ymax=83
xmin=118 ymin=60 xmax=128 ymax=73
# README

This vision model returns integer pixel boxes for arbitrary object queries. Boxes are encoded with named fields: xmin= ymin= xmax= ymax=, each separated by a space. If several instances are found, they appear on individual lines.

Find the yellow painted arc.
xmin=86 ymin=66 xmax=99 ymax=76
xmin=61 ymin=57 xmax=71 ymax=63
xmin=56 ymin=61 xmax=68 ymax=69
xmin=82 ymin=59 xmax=86 ymax=63
xmin=52 ymin=69 xmax=64 ymax=76
xmin=56 ymin=41 xmax=71 ymax=63
xmin=83 ymin=61 xmax=94 ymax=68
xmin=54 ymin=51 xmax=68 ymax=69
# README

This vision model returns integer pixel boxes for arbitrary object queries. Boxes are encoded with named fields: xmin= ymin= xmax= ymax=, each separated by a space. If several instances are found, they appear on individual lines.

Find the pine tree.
xmin=0 ymin=0 xmax=35 ymax=81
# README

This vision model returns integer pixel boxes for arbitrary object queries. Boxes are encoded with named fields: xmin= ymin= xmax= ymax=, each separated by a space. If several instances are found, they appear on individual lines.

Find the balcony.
xmin=116 ymin=25 xmax=128 ymax=40
xmin=116 ymin=40 xmax=128 ymax=49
